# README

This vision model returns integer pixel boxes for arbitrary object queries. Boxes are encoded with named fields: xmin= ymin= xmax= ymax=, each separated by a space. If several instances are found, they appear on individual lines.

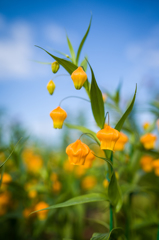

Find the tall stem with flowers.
xmin=32 ymin=16 xmax=137 ymax=239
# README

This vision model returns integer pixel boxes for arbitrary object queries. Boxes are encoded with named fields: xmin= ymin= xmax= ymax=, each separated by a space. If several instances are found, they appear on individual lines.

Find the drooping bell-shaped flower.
xmin=114 ymin=132 xmax=128 ymax=151
xmin=66 ymin=139 xmax=90 ymax=165
xmin=152 ymin=159 xmax=159 ymax=176
xmin=96 ymin=125 xmax=120 ymax=151
xmin=140 ymin=133 xmax=157 ymax=149
xmin=71 ymin=67 xmax=87 ymax=90
xmin=50 ymin=106 xmax=67 ymax=129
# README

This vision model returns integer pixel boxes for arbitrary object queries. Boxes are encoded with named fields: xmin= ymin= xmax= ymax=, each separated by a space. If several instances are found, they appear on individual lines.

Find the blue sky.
xmin=0 ymin=0 xmax=159 ymax=145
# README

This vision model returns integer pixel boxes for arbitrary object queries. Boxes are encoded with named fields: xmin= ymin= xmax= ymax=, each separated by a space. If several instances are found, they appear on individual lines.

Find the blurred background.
xmin=1 ymin=1 xmax=159 ymax=240
xmin=1 ymin=0 xmax=159 ymax=146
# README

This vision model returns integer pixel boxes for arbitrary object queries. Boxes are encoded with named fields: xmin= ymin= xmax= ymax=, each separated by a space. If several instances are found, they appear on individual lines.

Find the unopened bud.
xmin=47 ymin=80 xmax=56 ymax=95
xmin=51 ymin=61 xmax=60 ymax=73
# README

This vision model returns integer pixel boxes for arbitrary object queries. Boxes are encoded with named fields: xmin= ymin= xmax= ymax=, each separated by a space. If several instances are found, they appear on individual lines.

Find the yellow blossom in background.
xmin=34 ymin=201 xmax=49 ymax=220
xmin=102 ymin=93 xmax=107 ymax=102
xmin=152 ymin=159 xmax=159 ymax=176
xmin=83 ymin=150 xmax=96 ymax=168
xmin=0 ymin=173 xmax=12 ymax=189
xmin=96 ymin=125 xmax=120 ymax=151
xmin=143 ymin=122 xmax=150 ymax=130
xmin=71 ymin=66 xmax=87 ymax=90
xmin=115 ymin=171 xmax=119 ymax=180
xmin=63 ymin=159 xmax=74 ymax=172
xmin=50 ymin=106 xmax=67 ymax=129
xmin=114 ymin=132 xmax=128 ymax=151
xmin=23 ymin=151 xmax=43 ymax=173
xmin=103 ymin=179 xmax=109 ymax=188
xmin=28 ymin=190 xmax=37 ymax=199
xmin=74 ymin=166 xmax=86 ymax=177
xmin=53 ymin=181 xmax=61 ymax=193
xmin=140 ymin=133 xmax=157 ymax=149
xmin=0 ymin=191 xmax=11 ymax=216
xmin=51 ymin=172 xmax=58 ymax=182
xmin=66 ymin=139 xmax=90 ymax=165
xmin=81 ymin=176 xmax=97 ymax=190
xmin=23 ymin=208 xmax=32 ymax=218
xmin=140 ymin=156 xmax=153 ymax=172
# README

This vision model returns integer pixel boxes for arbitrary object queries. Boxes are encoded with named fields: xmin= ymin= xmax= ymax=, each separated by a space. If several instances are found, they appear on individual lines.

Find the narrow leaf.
xmin=80 ymin=56 xmax=88 ymax=72
xmin=30 ymin=60 xmax=52 ymax=65
xmin=64 ymin=122 xmax=100 ymax=145
xmin=88 ymin=61 xmax=105 ymax=129
xmin=30 ymin=193 xmax=108 ymax=215
xmin=115 ymin=84 xmax=137 ymax=131
xmin=91 ymin=227 xmax=124 ymax=240
xmin=108 ymin=172 xmax=122 ymax=208
xmin=35 ymin=45 xmax=77 ymax=74
xmin=76 ymin=15 xmax=92 ymax=64
xmin=66 ymin=34 xmax=76 ymax=64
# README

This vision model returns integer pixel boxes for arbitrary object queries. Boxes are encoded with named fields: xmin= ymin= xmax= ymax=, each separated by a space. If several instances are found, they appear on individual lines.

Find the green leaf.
xmin=91 ymin=227 xmax=124 ymax=240
xmin=76 ymin=15 xmax=92 ymax=65
xmin=115 ymin=84 xmax=137 ymax=131
xmin=52 ymin=49 xmax=70 ymax=58
xmin=88 ymin=61 xmax=105 ymax=129
xmin=108 ymin=172 xmax=122 ymax=209
xmin=80 ymin=56 xmax=88 ymax=72
xmin=93 ymin=154 xmax=113 ymax=168
xmin=66 ymin=34 xmax=76 ymax=64
xmin=64 ymin=122 xmax=100 ymax=145
xmin=114 ymin=81 xmax=122 ymax=104
xmin=30 ymin=193 xmax=108 ymax=215
xmin=86 ymin=218 xmax=109 ymax=229
xmin=35 ymin=46 xmax=77 ymax=75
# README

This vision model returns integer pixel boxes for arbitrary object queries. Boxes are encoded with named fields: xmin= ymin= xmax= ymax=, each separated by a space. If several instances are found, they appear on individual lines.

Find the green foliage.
xmin=31 ymin=193 xmax=108 ymax=215
xmin=76 ymin=15 xmax=92 ymax=65
xmin=66 ymin=34 xmax=76 ymax=64
xmin=108 ymin=172 xmax=122 ymax=210
xmin=88 ymin=61 xmax=105 ymax=129
xmin=90 ymin=227 xmax=124 ymax=240
xmin=115 ymin=84 xmax=137 ymax=131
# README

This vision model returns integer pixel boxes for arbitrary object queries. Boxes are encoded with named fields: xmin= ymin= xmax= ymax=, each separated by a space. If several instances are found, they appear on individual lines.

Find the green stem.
xmin=109 ymin=152 xmax=114 ymax=231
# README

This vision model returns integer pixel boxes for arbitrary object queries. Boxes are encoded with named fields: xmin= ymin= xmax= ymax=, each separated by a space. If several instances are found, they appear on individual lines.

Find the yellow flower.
xmin=53 ymin=181 xmax=61 ymax=193
xmin=83 ymin=150 xmax=96 ymax=168
xmin=96 ymin=125 xmax=120 ymax=151
xmin=1 ymin=173 xmax=12 ymax=185
xmin=34 ymin=201 xmax=49 ymax=220
xmin=23 ymin=208 xmax=32 ymax=218
xmin=50 ymin=106 xmax=67 ymax=129
xmin=63 ymin=159 xmax=74 ymax=172
xmin=47 ymin=80 xmax=56 ymax=95
xmin=140 ymin=156 xmax=153 ymax=172
xmin=102 ymin=93 xmax=107 ymax=102
xmin=66 ymin=139 xmax=90 ymax=165
xmin=74 ymin=166 xmax=86 ymax=177
xmin=81 ymin=176 xmax=97 ymax=190
xmin=103 ymin=179 xmax=109 ymax=188
xmin=28 ymin=190 xmax=37 ymax=199
xmin=152 ymin=159 xmax=159 ymax=176
xmin=71 ymin=67 xmax=87 ymax=90
xmin=51 ymin=61 xmax=60 ymax=73
xmin=140 ymin=133 xmax=157 ymax=149
xmin=143 ymin=122 xmax=150 ymax=130
xmin=114 ymin=132 xmax=128 ymax=151
xmin=51 ymin=172 xmax=58 ymax=181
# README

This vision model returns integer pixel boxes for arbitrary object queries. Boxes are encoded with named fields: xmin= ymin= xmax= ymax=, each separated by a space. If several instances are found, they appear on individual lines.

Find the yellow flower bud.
xmin=140 ymin=133 xmax=157 ymax=149
xmin=47 ymin=80 xmax=56 ymax=95
xmin=143 ymin=122 xmax=150 ymax=130
xmin=50 ymin=106 xmax=67 ymax=129
xmin=71 ymin=67 xmax=87 ymax=90
xmin=51 ymin=61 xmax=60 ymax=73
